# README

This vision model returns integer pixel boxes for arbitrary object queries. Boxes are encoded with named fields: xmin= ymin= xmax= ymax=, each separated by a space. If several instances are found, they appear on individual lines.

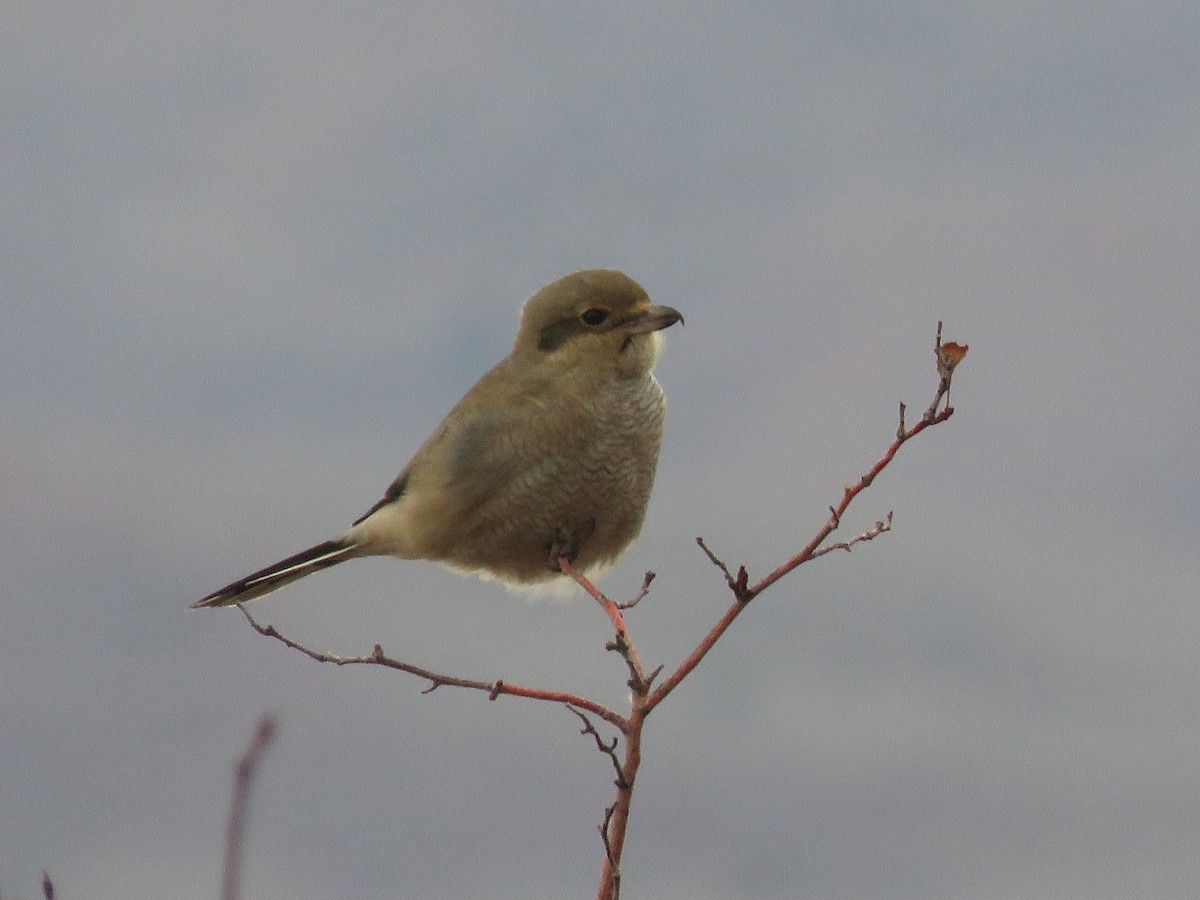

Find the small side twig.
xmin=598 ymin=804 xmax=621 ymax=897
xmin=695 ymin=537 xmax=750 ymax=601
xmin=810 ymin=511 xmax=893 ymax=559
xmin=695 ymin=536 xmax=735 ymax=584
xmin=568 ymin=705 xmax=628 ymax=790
xmin=617 ymin=571 xmax=656 ymax=610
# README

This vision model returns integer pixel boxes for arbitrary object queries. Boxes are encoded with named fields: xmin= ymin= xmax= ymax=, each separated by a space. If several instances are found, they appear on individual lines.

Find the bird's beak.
xmin=624 ymin=304 xmax=684 ymax=334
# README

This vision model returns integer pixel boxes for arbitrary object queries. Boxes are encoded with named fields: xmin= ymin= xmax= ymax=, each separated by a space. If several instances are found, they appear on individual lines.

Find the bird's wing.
xmin=352 ymin=469 xmax=408 ymax=525
xmin=352 ymin=365 xmax=590 ymax=526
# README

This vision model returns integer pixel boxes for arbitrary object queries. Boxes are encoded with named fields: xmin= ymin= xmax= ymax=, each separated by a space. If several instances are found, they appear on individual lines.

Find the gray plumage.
xmin=191 ymin=269 xmax=681 ymax=608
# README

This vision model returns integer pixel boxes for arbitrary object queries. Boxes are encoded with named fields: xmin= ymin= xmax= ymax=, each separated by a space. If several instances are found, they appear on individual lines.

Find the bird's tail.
xmin=190 ymin=538 xmax=358 ymax=608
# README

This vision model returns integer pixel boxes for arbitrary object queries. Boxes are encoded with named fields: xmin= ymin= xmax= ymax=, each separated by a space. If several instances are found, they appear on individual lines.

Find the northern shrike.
xmin=192 ymin=269 xmax=681 ymax=608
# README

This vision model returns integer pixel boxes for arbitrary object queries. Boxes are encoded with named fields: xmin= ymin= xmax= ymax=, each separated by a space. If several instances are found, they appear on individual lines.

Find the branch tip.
xmin=696 ymin=536 xmax=735 ymax=582
xmin=618 ymin=571 xmax=656 ymax=609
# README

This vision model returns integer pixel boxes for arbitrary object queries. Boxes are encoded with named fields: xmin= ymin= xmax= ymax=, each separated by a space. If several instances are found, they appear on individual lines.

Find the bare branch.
xmin=598 ymin=804 xmax=620 ymax=898
xmin=810 ymin=511 xmax=893 ymax=559
xmin=568 ymin=705 xmax=628 ymax=790
xmin=221 ymin=714 xmax=278 ymax=900
xmin=928 ymin=320 xmax=969 ymax=418
xmin=617 ymin=571 xmax=656 ymax=610
xmin=645 ymin=324 xmax=965 ymax=716
xmin=235 ymin=604 xmax=628 ymax=732
xmin=694 ymin=537 xmax=751 ymax=601
xmin=559 ymin=558 xmax=652 ymax=694
xmin=695 ymin=536 xmax=735 ymax=584
xmin=595 ymin=706 xmax=644 ymax=900
xmin=222 ymin=322 xmax=965 ymax=900
xmin=747 ymin=375 xmax=957 ymax=597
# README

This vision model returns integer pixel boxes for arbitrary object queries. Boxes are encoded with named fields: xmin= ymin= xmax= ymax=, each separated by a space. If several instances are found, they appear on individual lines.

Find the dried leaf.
xmin=936 ymin=341 xmax=969 ymax=377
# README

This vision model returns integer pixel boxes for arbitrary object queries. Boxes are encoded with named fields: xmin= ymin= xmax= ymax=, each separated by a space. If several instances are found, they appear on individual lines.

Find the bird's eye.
xmin=580 ymin=308 xmax=608 ymax=326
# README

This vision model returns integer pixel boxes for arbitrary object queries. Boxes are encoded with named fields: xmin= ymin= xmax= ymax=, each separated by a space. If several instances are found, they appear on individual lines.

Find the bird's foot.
xmin=545 ymin=519 xmax=596 ymax=572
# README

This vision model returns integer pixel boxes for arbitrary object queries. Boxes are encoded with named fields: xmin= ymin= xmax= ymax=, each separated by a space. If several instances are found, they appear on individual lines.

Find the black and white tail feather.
xmin=189 ymin=539 xmax=358 ymax=608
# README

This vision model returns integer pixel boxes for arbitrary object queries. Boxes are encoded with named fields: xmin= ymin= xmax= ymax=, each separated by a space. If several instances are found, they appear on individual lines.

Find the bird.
xmin=191 ymin=268 xmax=682 ymax=608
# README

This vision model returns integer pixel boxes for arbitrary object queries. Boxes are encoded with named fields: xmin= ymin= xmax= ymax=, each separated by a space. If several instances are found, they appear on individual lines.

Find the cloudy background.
xmin=4 ymin=3 xmax=1198 ymax=898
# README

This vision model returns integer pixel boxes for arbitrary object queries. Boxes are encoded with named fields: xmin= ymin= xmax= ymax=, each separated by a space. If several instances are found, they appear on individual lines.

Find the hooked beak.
xmin=624 ymin=304 xmax=684 ymax=334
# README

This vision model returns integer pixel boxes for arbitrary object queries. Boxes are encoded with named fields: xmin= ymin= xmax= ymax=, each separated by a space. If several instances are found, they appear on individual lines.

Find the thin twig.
xmin=596 ymin=705 xmax=644 ymax=900
xmin=598 ymin=804 xmax=620 ymax=897
xmin=646 ymin=324 xmax=964 ymax=716
xmin=617 ymin=571 xmax=656 ymax=610
xmin=236 ymin=605 xmax=628 ymax=732
xmin=695 ymin=536 xmax=736 ymax=586
xmin=558 ymin=558 xmax=652 ymax=693
xmin=810 ymin=511 xmax=893 ymax=559
xmin=568 ymin=705 xmax=628 ymax=789
xmin=221 ymin=715 xmax=278 ymax=900
xmin=747 ymin=399 xmax=954 ymax=599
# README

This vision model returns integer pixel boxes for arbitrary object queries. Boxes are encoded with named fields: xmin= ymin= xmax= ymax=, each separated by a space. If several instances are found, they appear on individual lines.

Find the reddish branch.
xmin=645 ymin=325 xmax=963 ymax=726
xmin=232 ymin=322 xmax=965 ymax=900
xmin=221 ymin=715 xmax=278 ymax=900
xmin=236 ymin=605 xmax=628 ymax=732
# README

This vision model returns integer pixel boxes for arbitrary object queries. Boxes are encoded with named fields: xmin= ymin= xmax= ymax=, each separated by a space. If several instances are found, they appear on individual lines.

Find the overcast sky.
xmin=4 ymin=3 xmax=1199 ymax=898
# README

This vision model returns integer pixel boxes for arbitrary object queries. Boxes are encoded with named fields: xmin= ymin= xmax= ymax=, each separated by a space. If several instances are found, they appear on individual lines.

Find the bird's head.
xmin=514 ymin=269 xmax=683 ymax=376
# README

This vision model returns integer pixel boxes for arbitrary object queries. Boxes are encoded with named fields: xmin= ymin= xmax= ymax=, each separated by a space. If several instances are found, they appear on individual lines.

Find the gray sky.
xmin=4 ymin=3 xmax=1198 ymax=898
